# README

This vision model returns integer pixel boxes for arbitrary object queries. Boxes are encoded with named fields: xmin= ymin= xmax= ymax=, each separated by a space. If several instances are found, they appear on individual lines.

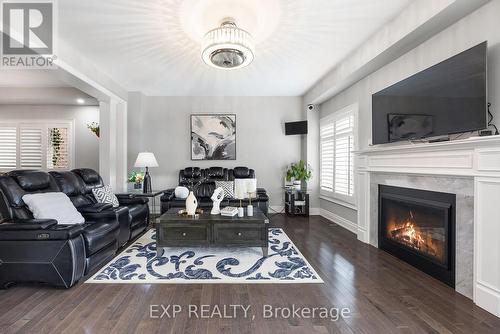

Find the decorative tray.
xmin=177 ymin=208 xmax=204 ymax=219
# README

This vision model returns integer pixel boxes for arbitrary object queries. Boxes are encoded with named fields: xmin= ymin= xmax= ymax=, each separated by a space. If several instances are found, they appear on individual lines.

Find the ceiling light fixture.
xmin=201 ymin=18 xmax=255 ymax=70
xmin=76 ymin=98 xmax=85 ymax=104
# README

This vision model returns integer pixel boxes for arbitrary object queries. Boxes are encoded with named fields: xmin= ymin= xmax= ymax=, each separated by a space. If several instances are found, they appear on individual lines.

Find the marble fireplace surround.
xmin=355 ymin=136 xmax=500 ymax=317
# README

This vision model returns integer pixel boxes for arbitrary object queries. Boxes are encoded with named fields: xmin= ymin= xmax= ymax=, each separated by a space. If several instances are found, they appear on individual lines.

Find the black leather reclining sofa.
xmin=0 ymin=169 xmax=149 ymax=289
xmin=161 ymin=167 xmax=269 ymax=215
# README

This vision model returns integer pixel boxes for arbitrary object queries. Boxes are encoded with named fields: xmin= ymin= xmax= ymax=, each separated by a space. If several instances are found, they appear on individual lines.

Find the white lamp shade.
xmin=234 ymin=178 xmax=257 ymax=199
xmin=234 ymin=179 xmax=247 ymax=199
xmin=134 ymin=152 xmax=159 ymax=168
xmin=246 ymin=179 xmax=257 ymax=194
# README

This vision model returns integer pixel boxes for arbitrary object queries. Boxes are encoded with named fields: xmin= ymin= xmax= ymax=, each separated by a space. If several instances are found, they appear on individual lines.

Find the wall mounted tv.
xmin=285 ymin=121 xmax=308 ymax=135
xmin=372 ymin=41 xmax=487 ymax=145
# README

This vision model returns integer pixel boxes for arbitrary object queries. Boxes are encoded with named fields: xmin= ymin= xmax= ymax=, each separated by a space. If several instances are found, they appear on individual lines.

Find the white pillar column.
xmin=99 ymin=100 xmax=118 ymax=189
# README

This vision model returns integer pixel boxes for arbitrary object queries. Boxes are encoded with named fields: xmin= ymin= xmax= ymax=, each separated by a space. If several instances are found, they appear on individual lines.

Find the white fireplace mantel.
xmin=355 ymin=135 xmax=500 ymax=317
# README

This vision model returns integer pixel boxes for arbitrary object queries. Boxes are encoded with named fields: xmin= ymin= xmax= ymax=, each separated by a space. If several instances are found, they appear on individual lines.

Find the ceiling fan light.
xmin=201 ymin=19 xmax=255 ymax=70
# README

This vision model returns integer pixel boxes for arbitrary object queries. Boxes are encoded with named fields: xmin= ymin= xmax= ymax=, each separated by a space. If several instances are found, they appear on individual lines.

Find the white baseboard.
xmin=320 ymin=208 xmax=358 ymax=234
xmin=269 ymin=206 xmax=321 ymax=215
xmin=310 ymin=207 xmax=320 ymax=215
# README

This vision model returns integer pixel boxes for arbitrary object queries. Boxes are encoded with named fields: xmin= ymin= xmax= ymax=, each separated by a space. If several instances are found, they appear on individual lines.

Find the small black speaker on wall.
xmin=285 ymin=121 xmax=308 ymax=135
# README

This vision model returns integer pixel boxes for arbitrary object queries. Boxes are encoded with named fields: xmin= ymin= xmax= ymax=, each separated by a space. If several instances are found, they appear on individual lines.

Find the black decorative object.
xmin=191 ymin=114 xmax=236 ymax=160
xmin=143 ymin=167 xmax=152 ymax=193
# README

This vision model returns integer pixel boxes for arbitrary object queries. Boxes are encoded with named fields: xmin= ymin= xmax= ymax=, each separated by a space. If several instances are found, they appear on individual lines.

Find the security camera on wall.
xmin=307 ymin=104 xmax=316 ymax=111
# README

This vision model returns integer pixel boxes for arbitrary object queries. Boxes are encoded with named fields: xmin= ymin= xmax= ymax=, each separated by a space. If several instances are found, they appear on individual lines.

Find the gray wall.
xmin=0 ymin=105 xmax=100 ymax=170
xmin=318 ymin=0 xmax=500 ymax=223
xmin=127 ymin=95 xmax=303 ymax=206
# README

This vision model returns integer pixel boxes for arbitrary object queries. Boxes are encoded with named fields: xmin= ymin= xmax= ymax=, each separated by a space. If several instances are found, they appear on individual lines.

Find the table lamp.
xmin=234 ymin=179 xmax=247 ymax=217
xmin=234 ymin=178 xmax=257 ymax=217
xmin=245 ymin=179 xmax=257 ymax=216
xmin=134 ymin=152 xmax=159 ymax=193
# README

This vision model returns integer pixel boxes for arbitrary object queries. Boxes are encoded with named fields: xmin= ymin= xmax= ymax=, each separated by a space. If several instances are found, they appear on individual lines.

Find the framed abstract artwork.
xmin=191 ymin=114 xmax=236 ymax=160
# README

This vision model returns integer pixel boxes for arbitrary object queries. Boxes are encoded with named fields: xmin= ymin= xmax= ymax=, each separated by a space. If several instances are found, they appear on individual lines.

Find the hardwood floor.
xmin=1 ymin=214 xmax=499 ymax=334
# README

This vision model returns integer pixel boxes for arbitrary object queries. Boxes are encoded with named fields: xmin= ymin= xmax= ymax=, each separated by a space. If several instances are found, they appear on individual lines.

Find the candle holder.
xmin=247 ymin=191 xmax=256 ymax=216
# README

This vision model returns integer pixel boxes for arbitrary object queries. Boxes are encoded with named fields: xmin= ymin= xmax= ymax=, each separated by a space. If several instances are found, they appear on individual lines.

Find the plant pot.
xmin=134 ymin=183 xmax=142 ymax=190
xmin=293 ymin=180 xmax=301 ymax=190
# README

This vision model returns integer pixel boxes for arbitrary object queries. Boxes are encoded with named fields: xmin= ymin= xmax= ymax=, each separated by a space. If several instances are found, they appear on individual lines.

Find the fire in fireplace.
xmin=386 ymin=210 xmax=445 ymax=264
xmin=379 ymin=185 xmax=456 ymax=287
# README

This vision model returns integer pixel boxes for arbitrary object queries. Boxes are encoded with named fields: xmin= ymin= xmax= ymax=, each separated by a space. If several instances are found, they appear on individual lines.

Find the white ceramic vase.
xmin=247 ymin=204 xmax=254 ymax=217
xmin=186 ymin=191 xmax=198 ymax=215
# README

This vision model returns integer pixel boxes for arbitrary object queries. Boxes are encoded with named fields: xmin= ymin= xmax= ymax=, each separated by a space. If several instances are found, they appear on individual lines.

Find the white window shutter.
xmin=0 ymin=126 xmax=17 ymax=170
xmin=320 ymin=123 xmax=334 ymax=192
xmin=20 ymin=127 xmax=43 ymax=169
xmin=320 ymin=108 xmax=356 ymax=203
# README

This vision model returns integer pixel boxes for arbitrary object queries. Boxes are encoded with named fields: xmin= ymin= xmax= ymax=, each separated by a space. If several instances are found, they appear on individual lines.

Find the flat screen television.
xmin=372 ymin=41 xmax=487 ymax=144
xmin=285 ymin=121 xmax=308 ymax=135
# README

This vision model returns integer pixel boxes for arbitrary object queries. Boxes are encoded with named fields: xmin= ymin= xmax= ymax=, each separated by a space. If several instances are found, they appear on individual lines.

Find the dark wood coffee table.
xmin=156 ymin=208 xmax=269 ymax=256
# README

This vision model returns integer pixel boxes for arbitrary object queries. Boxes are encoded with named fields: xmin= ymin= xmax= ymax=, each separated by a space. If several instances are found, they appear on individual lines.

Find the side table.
xmin=285 ymin=190 xmax=310 ymax=216
xmin=118 ymin=190 xmax=166 ymax=224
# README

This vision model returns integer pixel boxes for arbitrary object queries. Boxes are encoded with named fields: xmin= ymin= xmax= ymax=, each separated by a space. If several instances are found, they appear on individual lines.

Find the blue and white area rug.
xmin=87 ymin=228 xmax=323 ymax=284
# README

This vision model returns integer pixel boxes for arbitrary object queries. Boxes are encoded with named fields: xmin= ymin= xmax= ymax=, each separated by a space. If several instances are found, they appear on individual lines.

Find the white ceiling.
xmin=0 ymin=70 xmax=69 ymax=87
xmin=59 ymin=0 xmax=412 ymax=96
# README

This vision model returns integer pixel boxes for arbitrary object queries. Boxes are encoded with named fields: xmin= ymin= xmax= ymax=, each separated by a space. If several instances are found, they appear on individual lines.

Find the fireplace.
xmin=378 ymin=185 xmax=456 ymax=287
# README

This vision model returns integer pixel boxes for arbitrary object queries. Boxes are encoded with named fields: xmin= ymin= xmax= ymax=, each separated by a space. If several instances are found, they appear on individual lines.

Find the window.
xmin=0 ymin=121 xmax=74 ymax=171
xmin=320 ymin=104 xmax=357 ymax=205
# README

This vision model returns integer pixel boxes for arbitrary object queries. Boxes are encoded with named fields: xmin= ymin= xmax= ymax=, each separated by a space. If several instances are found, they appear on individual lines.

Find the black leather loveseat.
xmin=160 ymin=167 xmax=269 ymax=215
xmin=0 ymin=169 xmax=149 ymax=289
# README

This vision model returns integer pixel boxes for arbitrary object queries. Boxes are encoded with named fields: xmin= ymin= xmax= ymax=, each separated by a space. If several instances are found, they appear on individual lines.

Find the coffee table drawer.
xmin=158 ymin=225 xmax=209 ymax=244
xmin=214 ymin=224 xmax=265 ymax=244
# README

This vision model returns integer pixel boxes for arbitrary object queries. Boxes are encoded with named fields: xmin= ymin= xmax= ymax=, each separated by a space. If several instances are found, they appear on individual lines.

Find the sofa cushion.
xmin=11 ymin=171 xmax=53 ymax=191
xmin=74 ymin=168 xmax=100 ymax=184
xmin=215 ymin=180 xmax=234 ymax=198
xmin=22 ymin=192 xmax=85 ymax=225
xmin=81 ymin=221 xmax=119 ymax=255
xmin=92 ymin=185 xmax=119 ymax=208
xmin=233 ymin=167 xmax=255 ymax=179
xmin=194 ymin=183 xmax=215 ymax=198
xmin=128 ymin=204 xmax=148 ymax=228
xmin=183 ymin=167 xmax=201 ymax=179
xmin=207 ymin=167 xmax=225 ymax=178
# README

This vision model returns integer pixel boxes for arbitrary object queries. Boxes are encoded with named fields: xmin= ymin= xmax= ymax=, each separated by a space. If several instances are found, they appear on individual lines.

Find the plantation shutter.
xmin=20 ymin=126 xmax=43 ymax=169
xmin=0 ymin=121 xmax=73 ymax=171
xmin=0 ymin=126 xmax=17 ymax=170
xmin=320 ymin=122 xmax=334 ymax=192
xmin=320 ymin=106 xmax=356 ymax=204
xmin=333 ymin=115 xmax=354 ymax=197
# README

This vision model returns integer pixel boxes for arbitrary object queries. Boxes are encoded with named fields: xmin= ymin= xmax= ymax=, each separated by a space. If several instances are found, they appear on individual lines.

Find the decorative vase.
xmin=293 ymin=180 xmax=301 ymax=190
xmin=186 ymin=191 xmax=198 ymax=216
xmin=247 ymin=204 xmax=254 ymax=217
xmin=134 ymin=183 xmax=142 ymax=190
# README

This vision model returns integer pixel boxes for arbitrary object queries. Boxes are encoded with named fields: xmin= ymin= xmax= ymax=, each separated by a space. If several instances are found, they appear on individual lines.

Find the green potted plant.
xmin=87 ymin=122 xmax=100 ymax=137
xmin=286 ymin=160 xmax=312 ymax=191
xmin=128 ymin=171 xmax=144 ymax=190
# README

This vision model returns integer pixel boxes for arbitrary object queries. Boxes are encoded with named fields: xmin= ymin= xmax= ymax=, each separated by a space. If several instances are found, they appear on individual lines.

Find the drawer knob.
xmin=237 ymin=232 xmax=242 ymax=236
xmin=182 ymin=232 xmax=187 ymax=237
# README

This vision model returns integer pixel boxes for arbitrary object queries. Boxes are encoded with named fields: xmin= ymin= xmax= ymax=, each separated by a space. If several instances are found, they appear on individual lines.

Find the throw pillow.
xmin=92 ymin=185 xmax=120 ymax=208
xmin=175 ymin=186 xmax=189 ymax=199
xmin=215 ymin=180 xmax=234 ymax=199
xmin=22 ymin=192 xmax=85 ymax=225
